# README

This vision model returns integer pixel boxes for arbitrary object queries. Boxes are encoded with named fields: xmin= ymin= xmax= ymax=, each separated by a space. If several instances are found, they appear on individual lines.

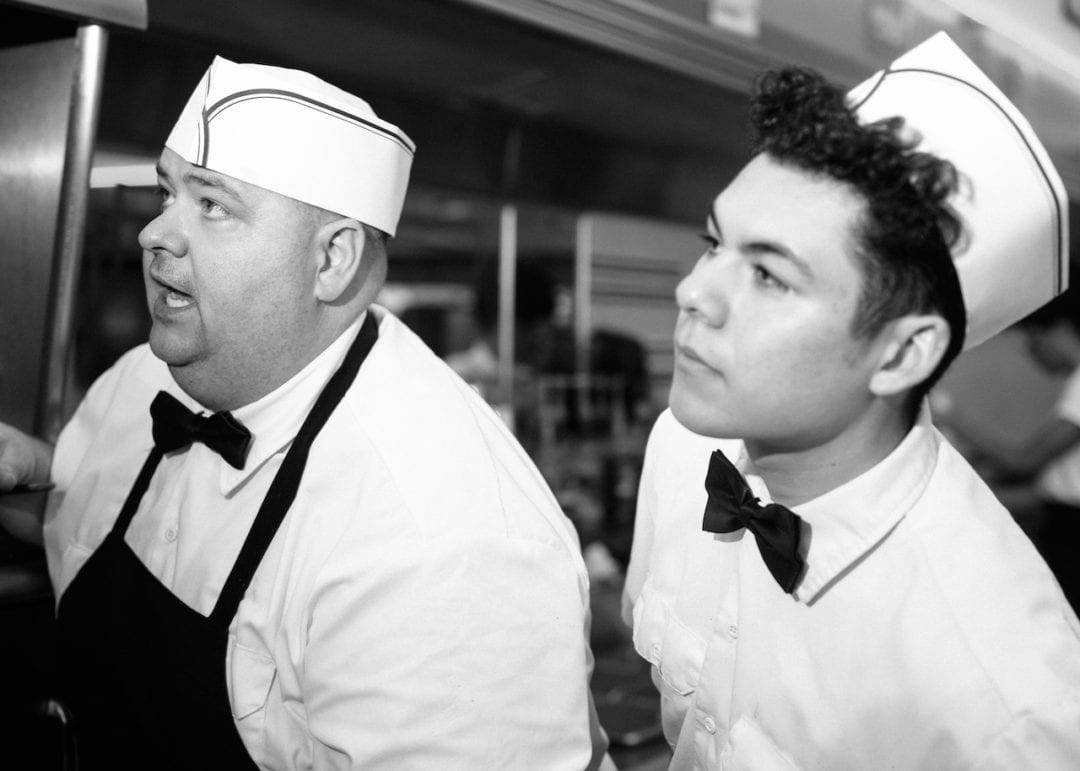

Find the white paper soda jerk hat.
xmin=165 ymin=56 xmax=415 ymax=236
xmin=848 ymin=32 xmax=1069 ymax=350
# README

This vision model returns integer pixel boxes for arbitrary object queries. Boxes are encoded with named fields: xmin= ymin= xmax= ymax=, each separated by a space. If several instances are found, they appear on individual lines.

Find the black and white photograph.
xmin=1 ymin=0 xmax=1078 ymax=769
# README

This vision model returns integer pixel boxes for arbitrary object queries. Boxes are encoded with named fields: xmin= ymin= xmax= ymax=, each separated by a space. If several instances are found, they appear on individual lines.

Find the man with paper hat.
xmin=623 ymin=32 xmax=1080 ymax=768
xmin=0 ymin=58 xmax=611 ymax=768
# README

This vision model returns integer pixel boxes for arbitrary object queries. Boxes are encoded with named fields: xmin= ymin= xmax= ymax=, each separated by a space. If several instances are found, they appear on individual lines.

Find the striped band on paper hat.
xmin=849 ymin=32 xmax=1069 ymax=349
xmin=166 ymin=56 xmax=415 ymax=236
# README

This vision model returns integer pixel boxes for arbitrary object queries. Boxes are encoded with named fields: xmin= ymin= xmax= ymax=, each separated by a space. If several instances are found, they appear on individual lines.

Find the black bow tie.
xmin=149 ymin=391 xmax=253 ymax=471
xmin=702 ymin=449 xmax=805 ymax=593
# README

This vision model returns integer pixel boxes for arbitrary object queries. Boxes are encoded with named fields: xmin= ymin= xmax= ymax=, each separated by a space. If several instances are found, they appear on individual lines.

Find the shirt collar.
xmin=155 ymin=313 xmax=369 ymax=496
xmin=737 ymin=404 xmax=939 ymax=604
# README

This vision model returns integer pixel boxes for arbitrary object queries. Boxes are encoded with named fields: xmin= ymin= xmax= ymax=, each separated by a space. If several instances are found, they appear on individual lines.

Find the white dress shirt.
xmin=624 ymin=407 xmax=1080 ymax=770
xmin=46 ymin=306 xmax=608 ymax=770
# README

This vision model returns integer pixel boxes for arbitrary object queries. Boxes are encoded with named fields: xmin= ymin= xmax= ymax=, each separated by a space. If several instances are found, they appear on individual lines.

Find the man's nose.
xmin=137 ymin=208 xmax=186 ymax=257
xmin=676 ymin=252 xmax=730 ymax=327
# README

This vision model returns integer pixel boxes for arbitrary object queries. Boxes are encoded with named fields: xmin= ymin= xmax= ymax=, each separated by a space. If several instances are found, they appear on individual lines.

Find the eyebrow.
xmin=708 ymin=206 xmax=814 ymax=280
xmin=156 ymin=162 xmax=245 ymax=202
xmin=744 ymin=240 xmax=814 ymax=280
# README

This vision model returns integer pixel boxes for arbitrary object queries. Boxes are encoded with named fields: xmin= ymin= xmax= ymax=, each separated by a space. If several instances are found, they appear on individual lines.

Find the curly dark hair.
xmin=750 ymin=66 xmax=967 ymax=400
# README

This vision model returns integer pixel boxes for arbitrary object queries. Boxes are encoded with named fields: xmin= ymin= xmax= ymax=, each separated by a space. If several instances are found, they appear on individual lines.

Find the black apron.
xmin=56 ymin=314 xmax=378 ymax=769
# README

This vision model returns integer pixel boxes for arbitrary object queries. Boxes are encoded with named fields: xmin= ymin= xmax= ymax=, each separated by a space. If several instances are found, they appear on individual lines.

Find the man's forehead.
xmin=709 ymin=155 xmax=868 ymax=279
xmin=156 ymin=146 xmax=327 ymax=221
xmin=713 ymin=155 xmax=863 ymax=222
xmin=157 ymin=148 xmax=246 ymax=192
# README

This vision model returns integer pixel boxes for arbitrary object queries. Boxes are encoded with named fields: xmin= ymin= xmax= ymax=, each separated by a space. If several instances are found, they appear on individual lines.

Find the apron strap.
xmin=209 ymin=313 xmax=379 ymax=627
xmin=111 ymin=446 xmax=166 ymax=537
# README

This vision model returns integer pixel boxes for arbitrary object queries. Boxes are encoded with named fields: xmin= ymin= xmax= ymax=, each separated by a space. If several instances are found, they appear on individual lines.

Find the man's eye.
xmin=753 ymin=265 xmax=788 ymax=291
xmin=201 ymin=199 xmax=227 ymax=217
xmin=155 ymin=186 xmax=173 ymax=210
xmin=699 ymin=232 xmax=722 ymax=254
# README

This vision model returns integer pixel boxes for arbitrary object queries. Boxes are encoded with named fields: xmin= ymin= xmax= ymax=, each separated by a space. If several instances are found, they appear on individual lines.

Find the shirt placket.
xmin=689 ymin=548 xmax=741 ymax=768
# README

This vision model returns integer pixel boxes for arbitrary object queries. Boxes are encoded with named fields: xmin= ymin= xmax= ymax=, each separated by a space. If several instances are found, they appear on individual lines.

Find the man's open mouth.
xmin=164 ymin=288 xmax=193 ymax=308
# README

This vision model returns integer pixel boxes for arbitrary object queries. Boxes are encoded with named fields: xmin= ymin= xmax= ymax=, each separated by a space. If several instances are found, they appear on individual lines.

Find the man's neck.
xmin=744 ymin=400 xmax=914 ymax=507
xmin=172 ymin=311 xmax=366 ymax=413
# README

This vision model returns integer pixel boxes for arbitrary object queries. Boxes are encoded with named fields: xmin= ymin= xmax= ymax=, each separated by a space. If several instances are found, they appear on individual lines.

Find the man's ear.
xmin=869 ymin=314 xmax=951 ymax=396
xmin=313 ymin=218 xmax=365 ymax=303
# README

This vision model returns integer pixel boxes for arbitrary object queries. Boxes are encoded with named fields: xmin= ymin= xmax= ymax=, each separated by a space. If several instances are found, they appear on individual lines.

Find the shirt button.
xmin=702 ymin=716 xmax=717 ymax=734
xmin=650 ymin=643 xmax=662 ymax=657
xmin=164 ymin=527 xmax=177 ymax=542
xmin=727 ymin=624 xmax=738 ymax=639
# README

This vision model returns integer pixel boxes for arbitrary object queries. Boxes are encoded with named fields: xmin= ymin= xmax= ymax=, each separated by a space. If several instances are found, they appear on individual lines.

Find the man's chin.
xmin=147 ymin=329 xmax=201 ymax=369
xmin=669 ymin=389 xmax=736 ymax=440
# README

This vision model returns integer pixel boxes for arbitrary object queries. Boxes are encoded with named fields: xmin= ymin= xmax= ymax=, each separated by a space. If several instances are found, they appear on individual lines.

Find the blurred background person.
xmin=943 ymin=288 xmax=1080 ymax=611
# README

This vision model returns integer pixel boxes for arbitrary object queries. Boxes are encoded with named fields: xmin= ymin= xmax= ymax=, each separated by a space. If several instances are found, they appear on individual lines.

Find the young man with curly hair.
xmin=623 ymin=33 xmax=1080 ymax=768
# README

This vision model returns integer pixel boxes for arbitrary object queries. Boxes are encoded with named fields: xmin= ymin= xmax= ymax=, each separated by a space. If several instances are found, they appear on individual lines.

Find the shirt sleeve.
xmin=51 ymin=345 xmax=156 ymax=491
xmin=45 ymin=346 xmax=156 ymax=582
xmin=302 ymin=532 xmax=606 ymax=769
xmin=974 ymin=694 xmax=1080 ymax=770
xmin=51 ymin=368 xmax=115 ymax=493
